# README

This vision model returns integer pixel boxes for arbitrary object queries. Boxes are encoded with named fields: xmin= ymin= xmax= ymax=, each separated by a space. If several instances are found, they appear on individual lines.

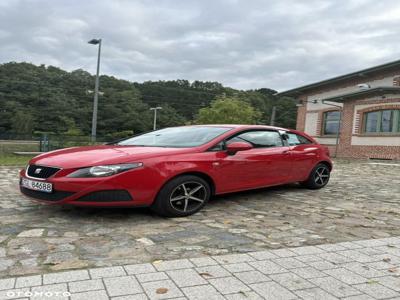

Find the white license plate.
xmin=21 ymin=178 xmax=53 ymax=193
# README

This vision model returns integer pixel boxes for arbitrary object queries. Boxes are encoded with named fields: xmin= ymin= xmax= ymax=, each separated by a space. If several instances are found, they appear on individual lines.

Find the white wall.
xmin=307 ymin=101 xmax=343 ymax=111
xmin=304 ymin=112 xmax=318 ymax=136
xmin=352 ymin=136 xmax=400 ymax=146
xmin=315 ymin=137 xmax=337 ymax=145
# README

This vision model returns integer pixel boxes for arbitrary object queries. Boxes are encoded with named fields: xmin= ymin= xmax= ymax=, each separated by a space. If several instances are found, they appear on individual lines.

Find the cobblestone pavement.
xmin=0 ymin=160 xmax=399 ymax=279
xmin=1 ymin=237 xmax=400 ymax=299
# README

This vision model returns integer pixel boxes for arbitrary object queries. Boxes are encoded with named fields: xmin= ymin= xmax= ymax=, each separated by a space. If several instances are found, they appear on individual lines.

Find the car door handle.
xmin=282 ymin=150 xmax=290 ymax=154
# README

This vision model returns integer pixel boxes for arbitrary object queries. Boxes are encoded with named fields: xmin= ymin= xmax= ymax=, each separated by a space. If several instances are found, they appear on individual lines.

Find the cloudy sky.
xmin=1 ymin=0 xmax=400 ymax=91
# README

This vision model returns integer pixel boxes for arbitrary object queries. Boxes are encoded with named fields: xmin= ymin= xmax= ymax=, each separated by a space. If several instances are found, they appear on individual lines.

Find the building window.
xmin=394 ymin=76 xmax=400 ymax=87
xmin=365 ymin=111 xmax=379 ymax=132
xmin=364 ymin=109 xmax=400 ymax=134
xmin=323 ymin=111 xmax=341 ymax=135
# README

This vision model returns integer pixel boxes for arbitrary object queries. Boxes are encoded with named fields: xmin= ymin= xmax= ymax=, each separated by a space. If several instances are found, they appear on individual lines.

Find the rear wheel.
xmin=301 ymin=163 xmax=330 ymax=189
xmin=151 ymin=175 xmax=210 ymax=217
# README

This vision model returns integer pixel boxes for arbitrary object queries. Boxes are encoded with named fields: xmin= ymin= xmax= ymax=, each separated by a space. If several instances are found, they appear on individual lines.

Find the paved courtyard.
xmin=0 ymin=237 xmax=400 ymax=299
xmin=0 ymin=160 xmax=399 ymax=282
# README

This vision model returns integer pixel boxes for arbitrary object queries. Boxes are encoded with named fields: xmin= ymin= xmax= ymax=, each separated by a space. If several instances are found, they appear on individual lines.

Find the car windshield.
xmin=118 ymin=126 xmax=232 ymax=148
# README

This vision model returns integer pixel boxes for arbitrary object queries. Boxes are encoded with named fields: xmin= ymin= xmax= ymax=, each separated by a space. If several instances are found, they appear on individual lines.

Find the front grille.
xmin=20 ymin=187 xmax=74 ymax=202
xmin=27 ymin=165 xmax=60 ymax=179
xmin=76 ymin=190 xmax=133 ymax=202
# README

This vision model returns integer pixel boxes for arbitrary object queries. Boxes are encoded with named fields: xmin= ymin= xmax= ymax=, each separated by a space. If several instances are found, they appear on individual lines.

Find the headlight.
xmin=67 ymin=163 xmax=143 ymax=178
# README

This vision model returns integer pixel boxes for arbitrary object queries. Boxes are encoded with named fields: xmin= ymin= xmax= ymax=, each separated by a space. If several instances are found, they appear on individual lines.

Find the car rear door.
xmin=212 ymin=130 xmax=291 ymax=193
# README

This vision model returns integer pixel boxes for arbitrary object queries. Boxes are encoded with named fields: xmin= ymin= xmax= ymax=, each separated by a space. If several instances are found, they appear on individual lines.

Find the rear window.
xmin=287 ymin=133 xmax=313 ymax=146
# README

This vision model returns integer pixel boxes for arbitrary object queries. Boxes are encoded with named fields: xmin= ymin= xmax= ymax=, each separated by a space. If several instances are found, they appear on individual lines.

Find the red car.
xmin=20 ymin=125 xmax=332 ymax=217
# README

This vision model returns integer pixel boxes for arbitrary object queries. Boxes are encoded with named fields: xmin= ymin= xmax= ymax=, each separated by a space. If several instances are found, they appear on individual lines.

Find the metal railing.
xmin=0 ymin=134 xmax=111 ymax=154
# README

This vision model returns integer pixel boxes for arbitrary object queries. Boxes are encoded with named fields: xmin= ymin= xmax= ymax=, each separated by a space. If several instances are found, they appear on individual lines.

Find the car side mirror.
xmin=226 ymin=142 xmax=253 ymax=155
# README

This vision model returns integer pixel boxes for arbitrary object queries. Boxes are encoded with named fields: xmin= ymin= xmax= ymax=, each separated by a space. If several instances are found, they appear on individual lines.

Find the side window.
xmin=287 ymin=133 xmax=312 ymax=146
xmin=297 ymin=135 xmax=312 ymax=144
xmin=208 ymin=142 xmax=224 ymax=151
xmin=227 ymin=130 xmax=283 ymax=148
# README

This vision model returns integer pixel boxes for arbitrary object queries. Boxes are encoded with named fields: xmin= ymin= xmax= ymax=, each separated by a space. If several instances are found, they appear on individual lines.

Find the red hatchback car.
xmin=20 ymin=125 xmax=332 ymax=217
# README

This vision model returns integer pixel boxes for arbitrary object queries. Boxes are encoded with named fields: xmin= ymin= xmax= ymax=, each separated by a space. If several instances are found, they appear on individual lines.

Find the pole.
xmin=153 ymin=108 xmax=157 ymax=130
xmin=91 ymin=39 xmax=102 ymax=142
xmin=334 ymin=110 xmax=342 ymax=158
xmin=270 ymin=106 xmax=276 ymax=126
xmin=150 ymin=107 xmax=162 ymax=131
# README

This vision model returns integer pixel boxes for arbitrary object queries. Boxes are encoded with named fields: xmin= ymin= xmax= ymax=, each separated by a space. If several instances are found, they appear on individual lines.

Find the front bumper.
xmin=20 ymin=186 xmax=75 ymax=202
xmin=18 ymin=168 xmax=158 ymax=207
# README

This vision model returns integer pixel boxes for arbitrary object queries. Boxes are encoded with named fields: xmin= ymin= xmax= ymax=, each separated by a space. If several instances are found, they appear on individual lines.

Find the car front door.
xmin=211 ymin=130 xmax=291 ymax=193
xmin=285 ymin=132 xmax=319 ymax=181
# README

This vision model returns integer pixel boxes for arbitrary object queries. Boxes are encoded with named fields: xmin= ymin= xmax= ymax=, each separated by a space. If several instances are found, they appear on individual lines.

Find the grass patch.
xmin=0 ymin=141 xmax=40 ymax=154
xmin=0 ymin=154 xmax=34 ymax=166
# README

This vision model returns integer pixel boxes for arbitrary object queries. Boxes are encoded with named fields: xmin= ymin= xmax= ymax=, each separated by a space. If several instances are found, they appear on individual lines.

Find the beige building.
xmin=277 ymin=60 xmax=400 ymax=159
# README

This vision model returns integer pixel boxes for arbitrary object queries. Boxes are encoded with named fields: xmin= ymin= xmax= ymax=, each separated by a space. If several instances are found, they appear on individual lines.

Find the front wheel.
xmin=151 ymin=175 xmax=211 ymax=217
xmin=301 ymin=163 xmax=330 ymax=189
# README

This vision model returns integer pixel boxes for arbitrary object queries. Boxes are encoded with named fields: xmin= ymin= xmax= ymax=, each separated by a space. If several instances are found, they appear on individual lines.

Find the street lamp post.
xmin=270 ymin=106 xmax=276 ymax=126
xmin=150 ymin=107 xmax=162 ymax=130
xmin=88 ymin=38 xmax=102 ymax=142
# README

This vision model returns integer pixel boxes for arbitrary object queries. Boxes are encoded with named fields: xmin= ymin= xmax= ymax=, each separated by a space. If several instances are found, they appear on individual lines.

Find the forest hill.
xmin=0 ymin=62 xmax=296 ymax=138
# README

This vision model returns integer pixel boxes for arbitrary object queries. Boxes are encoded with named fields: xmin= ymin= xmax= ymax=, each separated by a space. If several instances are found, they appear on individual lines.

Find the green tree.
xmin=235 ymin=89 xmax=297 ymax=128
xmin=156 ymin=104 xmax=186 ymax=128
xmin=11 ymin=111 xmax=34 ymax=134
xmin=0 ymin=62 xmax=296 ymax=137
xmin=195 ymin=97 xmax=261 ymax=124
xmin=61 ymin=117 xmax=84 ymax=136
xmin=136 ymin=80 xmax=226 ymax=120
xmin=97 ymin=89 xmax=152 ymax=135
xmin=270 ymin=97 xmax=296 ymax=129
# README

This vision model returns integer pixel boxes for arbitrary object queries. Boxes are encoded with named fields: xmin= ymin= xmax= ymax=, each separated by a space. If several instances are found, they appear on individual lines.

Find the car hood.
xmin=30 ymin=145 xmax=195 ymax=169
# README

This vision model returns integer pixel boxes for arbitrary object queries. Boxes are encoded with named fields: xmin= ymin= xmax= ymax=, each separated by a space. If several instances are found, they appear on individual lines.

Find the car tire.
xmin=301 ymin=163 xmax=330 ymax=189
xmin=151 ymin=175 xmax=211 ymax=217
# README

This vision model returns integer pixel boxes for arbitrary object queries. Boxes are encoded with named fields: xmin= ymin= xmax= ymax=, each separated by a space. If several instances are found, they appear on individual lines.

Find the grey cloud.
xmin=1 ymin=0 xmax=400 ymax=90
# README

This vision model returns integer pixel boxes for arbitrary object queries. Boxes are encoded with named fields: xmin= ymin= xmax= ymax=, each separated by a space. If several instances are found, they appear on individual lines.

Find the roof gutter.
xmin=276 ymin=59 xmax=400 ymax=97
xmin=321 ymin=87 xmax=400 ymax=102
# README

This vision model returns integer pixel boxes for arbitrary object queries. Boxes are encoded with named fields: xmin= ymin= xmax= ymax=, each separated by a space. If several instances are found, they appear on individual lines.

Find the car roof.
xmin=183 ymin=124 xmax=289 ymax=131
